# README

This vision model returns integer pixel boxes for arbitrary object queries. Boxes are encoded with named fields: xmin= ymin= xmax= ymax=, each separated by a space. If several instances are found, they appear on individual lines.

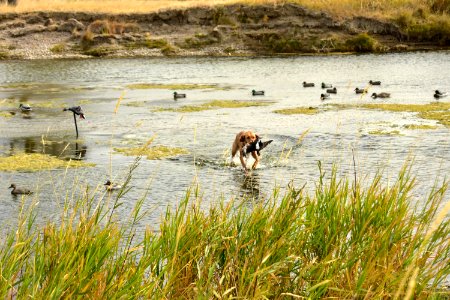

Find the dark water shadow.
xmin=234 ymin=171 xmax=262 ymax=201
xmin=7 ymin=136 xmax=88 ymax=160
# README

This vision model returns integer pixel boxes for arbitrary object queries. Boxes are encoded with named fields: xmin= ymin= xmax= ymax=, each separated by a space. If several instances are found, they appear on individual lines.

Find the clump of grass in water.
xmin=368 ymin=129 xmax=402 ymax=135
xmin=155 ymin=99 xmax=273 ymax=113
xmin=403 ymin=124 xmax=438 ymax=130
xmin=114 ymin=138 xmax=189 ymax=159
xmin=0 ymin=153 xmax=95 ymax=172
xmin=0 ymin=162 xmax=448 ymax=298
xmin=274 ymin=106 xmax=319 ymax=115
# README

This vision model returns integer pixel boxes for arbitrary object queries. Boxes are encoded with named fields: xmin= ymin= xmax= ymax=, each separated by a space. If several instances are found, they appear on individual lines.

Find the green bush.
xmin=345 ymin=33 xmax=378 ymax=52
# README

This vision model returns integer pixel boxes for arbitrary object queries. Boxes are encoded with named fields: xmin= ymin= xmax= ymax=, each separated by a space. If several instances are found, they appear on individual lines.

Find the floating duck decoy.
xmin=321 ymin=82 xmax=333 ymax=88
xmin=355 ymin=88 xmax=366 ymax=94
xmin=243 ymin=138 xmax=273 ymax=157
xmin=434 ymin=90 xmax=448 ymax=98
xmin=252 ymin=90 xmax=265 ymax=96
xmin=326 ymin=87 xmax=337 ymax=94
xmin=19 ymin=103 xmax=32 ymax=112
xmin=371 ymin=92 xmax=390 ymax=99
xmin=303 ymin=82 xmax=315 ymax=87
xmin=63 ymin=106 xmax=85 ymax=119
xmin=104 ymin=180 xmax=122 ymax=191
xmin=369 ymin=80 xmax=381 ymax=85
xmin=9 ymin=184 xmax=33 ymax=195
xmin=173 ymin=92 xmax=186 ymax=100
xmin=320 ymin=93 xmax=330 ymax=100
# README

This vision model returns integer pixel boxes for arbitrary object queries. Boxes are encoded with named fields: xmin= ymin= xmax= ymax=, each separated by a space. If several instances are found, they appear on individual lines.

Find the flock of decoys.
xmin=9 ymin=104 xmax=123 ymax=195
xmin=8 ymin=81 xmax=448 ymax=196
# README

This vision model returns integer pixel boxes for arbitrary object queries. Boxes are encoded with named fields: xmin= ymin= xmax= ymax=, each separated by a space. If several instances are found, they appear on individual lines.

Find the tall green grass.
xmin=0 ymin=161 xmax=449 ymax=298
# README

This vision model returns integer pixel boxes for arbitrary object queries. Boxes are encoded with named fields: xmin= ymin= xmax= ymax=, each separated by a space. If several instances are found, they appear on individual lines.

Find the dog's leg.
xmin=239 ymin=151 xmax=248 ymax=170
xmin=251 ymin=151 xmax=260 ymax=170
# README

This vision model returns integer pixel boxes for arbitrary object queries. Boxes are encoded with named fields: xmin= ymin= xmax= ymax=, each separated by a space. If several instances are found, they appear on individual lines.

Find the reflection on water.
xmin=235 ymin=171 xmax=262 ymax=201
xmin=7 ymin=136 xmax=87 ymax=160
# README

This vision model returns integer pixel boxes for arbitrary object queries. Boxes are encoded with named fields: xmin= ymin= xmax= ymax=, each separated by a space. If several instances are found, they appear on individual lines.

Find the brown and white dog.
xmin=231 ymin=130 xmax=260 ymax=171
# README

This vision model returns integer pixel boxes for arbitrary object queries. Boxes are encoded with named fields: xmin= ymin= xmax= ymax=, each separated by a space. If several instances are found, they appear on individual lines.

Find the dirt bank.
xmin=0 ymin=3 xmax=448 ymax=59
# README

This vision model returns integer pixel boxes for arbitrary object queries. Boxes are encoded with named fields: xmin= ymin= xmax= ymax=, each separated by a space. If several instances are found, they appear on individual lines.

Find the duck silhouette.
xmin=434 ymin=90 xmax=448 ymax=98
xmin=355 ymin=88 xmax=366 ymax=94
xmin=9 ymin=184 xmax=33 ymax=195
xmin=252 ymin=90 xmax=265 ymax=96
xmin=104 ymin=180 xmax=122 ymax=191
xmin=19 ymin=103 xmax=32 ymax=112
xmin=303 ymin=82 xmax=315 ymax=87
xmin=371 ymin=92 xmax=390 ymax=99
xmin=326 ymin=87 xmax=337 ymax=94
xmin=243 ymin=138 xmax=273 ymax=156
xmin=63 ymin=106 xmax=85 ymax=119
xmin=320 ymin=93 xmax=330 ymax=100
xmin=321 ymin=82 xmax=333 ymax=88
xmin=173 ymin=92 xmax=186 ymax=100
xmin=369 ymin=80 xmax=381 ymax=85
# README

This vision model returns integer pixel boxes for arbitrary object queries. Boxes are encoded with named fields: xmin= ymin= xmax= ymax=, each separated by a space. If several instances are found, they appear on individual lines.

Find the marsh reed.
xmin=0 ymin=159 xmax=448 ymax=298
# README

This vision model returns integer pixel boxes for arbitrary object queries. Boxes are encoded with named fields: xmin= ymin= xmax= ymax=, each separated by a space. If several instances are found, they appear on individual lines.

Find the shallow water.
xmin=0 ymin=52 xmax=449 ymax=230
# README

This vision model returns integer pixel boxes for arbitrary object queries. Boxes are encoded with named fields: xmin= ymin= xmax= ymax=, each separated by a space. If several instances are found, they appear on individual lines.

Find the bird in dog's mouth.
xmin=243 ymin=138 xmax=273 ymax=157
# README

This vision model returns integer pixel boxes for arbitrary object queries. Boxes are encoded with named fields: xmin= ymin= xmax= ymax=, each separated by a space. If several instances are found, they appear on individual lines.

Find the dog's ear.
xmin=255 ymin=134 xmax=260 ymax=140
xmin=240 ymin=135 xmax=246 ymax=142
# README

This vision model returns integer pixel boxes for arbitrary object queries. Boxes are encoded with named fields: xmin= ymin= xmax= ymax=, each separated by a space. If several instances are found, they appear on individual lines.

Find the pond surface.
xmin=0 ymin=52 xmax=449 ymax=230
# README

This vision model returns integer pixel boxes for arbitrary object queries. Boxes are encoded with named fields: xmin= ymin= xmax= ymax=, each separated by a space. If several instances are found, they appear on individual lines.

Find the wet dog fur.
xmin=231 ymin=130 xmax=260 ymax=171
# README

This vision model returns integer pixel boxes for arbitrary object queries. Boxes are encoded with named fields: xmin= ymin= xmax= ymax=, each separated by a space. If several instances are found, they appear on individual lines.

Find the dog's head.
xmin=240 ymin=131 xmax=259 ymax=145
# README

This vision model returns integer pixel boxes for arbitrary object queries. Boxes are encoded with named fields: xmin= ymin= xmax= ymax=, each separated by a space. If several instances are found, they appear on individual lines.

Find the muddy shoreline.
xmin=0 ymin=3 xmax=448 ymax=60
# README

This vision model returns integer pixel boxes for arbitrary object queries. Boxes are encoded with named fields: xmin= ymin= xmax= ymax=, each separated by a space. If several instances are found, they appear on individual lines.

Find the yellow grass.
xmin=0 ymin=0 xmax=437 ymax=18
xmin=0 ymin=153 xmax=95 ymax=172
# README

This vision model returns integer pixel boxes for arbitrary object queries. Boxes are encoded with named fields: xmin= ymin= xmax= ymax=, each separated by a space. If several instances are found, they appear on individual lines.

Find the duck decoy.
xmin=326 ymin=87 xmax=337 ymax=94
xmin=355 ymin=88 xmax=366 ymax=94
xmin=9 ymin=184 xmax=33 ymax=195
xmin=320 ymin=93 xmax=330 ymax=100
xmin=321 ymin=82 xmax=332 ymax=89
xmin=371 ymin=92 xmax=390 ymax=99
xmin=63 ymin=106 xmax=85 ymax=138
xmin=19 ymin=103 xmax=32 ymax=112
xmin=243 ymin=138 xmax=273 ymax=157
xmin=63 ymin=106 xmax=85 ymax=119
xmin=434 ymin=90 xmax=448 ymax=98
xmin=173 ymin=92 xmax=186 ymax=100
xmin=104 ymin=180 xmax=122 ymax=191
xmin=252 ymin=90 xmax=265 ymax=96
xmin=303 ymin=82 xmax=315 ymax=87
xmin=369 ymin=80 xmax=381 ymax=85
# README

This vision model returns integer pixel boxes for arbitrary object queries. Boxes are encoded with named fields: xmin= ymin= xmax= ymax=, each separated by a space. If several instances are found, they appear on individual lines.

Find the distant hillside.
xmin=0 ymin=2 xmax=449 ymax=59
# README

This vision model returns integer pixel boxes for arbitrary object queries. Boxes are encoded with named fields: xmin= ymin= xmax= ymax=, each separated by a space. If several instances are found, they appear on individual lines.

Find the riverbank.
xmin=0 ymin=3 xmax=449 ymax=59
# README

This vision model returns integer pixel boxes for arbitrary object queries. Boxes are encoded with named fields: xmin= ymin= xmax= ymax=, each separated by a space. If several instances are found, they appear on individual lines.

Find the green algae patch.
xmin=368 ymin=130 xmax=402 ymax=135
xmin=403 ymin=124 xmax=438 ymax=130
xmin=274 ymin=106 xmax=319 ymax=115
xmin=360 ymin=102 xmax=450 ymax=113
xmin=126 ymin=83 xmax=230 ymax=90
xmin=114 ymin=145 xmax=189 ymax=160
xmin=155 ymin=100 xmax=273 ymax=113
xmin=419 ymin=111 xmax=450 ymax=127
xmin=0 ymin=153 xmax=95 ymax=172
xmin=0 ymin=111 xmax=14 ymax=118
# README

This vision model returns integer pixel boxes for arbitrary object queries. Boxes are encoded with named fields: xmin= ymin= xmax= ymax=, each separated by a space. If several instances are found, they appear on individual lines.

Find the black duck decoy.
xmin=355 ymin=88 xmax=366 ymax=94
xmin=104 ymin=180 xmax=122 ymax=191
xmin=252 ymin=90 xmax=265 ymax=96
xmin=320 ymin=93 xmax=330 ymax=100
xmin=243 ymin=138 xmax=273 ymax=156
xmin=369 ymin=80 xmax=381 ymax=85
xmin=371 ymin=92 xmax=390 ymax=99
xmin=326 ymin=87 xmax=337 ymax=94
xmin=303 ymin=81 xmax=315 ymax=87
xmin=173 ymin=92 xmax=186 ymax=100
xmin=9 ymin=184 xmax=33 ymax=195
xmin=321 ymin=82 xmax=333 ymax=88
xmin=434 ymin=90 xmax=448 ymax=98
